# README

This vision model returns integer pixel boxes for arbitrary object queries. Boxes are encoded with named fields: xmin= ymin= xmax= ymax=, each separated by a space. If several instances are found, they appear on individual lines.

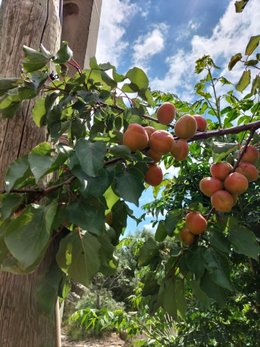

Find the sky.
xmin=95 ymin=0 xmax=260 ymax=234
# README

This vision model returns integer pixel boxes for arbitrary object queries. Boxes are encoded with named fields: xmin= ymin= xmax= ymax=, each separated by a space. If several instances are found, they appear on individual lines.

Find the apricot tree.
xmin=0 ymin=38 xmax=259 ymax=323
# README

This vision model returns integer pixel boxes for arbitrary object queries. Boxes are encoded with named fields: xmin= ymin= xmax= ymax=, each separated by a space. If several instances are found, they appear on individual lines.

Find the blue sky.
xmin=95 ymin=0 xmax=260 ymax=234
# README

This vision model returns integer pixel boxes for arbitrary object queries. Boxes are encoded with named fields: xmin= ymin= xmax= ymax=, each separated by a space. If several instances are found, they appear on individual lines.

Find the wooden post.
xmin=0 ymin=1 xmax=62 ymax=346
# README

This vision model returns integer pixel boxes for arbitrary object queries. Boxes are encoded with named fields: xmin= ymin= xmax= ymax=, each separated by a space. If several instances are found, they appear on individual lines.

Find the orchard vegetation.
xmin=0 ymin=11 xmax=260 ymax=346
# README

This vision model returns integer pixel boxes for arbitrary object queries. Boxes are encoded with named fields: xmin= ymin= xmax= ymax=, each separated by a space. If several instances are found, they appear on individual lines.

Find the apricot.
xmin=149 ymin=130 xmax=174 ymax=154
xmin=199 ymin=177 xmax=223 ymax=197
xmin=210 ymin=162 xmax=233 ymax=181
xmin=170 ymin=139 xmax=189 ymax=161
xmin=144 ymin=125 xmax=156 ymax=139
xmin=123 ymin=123 xmax=149 ymax=151
xmin=193 ymin=115 xmax=207 ymax=132
xmin=211 ymin=190 xmax=234 ymax=212
xmin=147 ymin=148 xmax=162 ymax=163
xmin=235 ymin=162 xmax=259 ymax=182
xmin=174 ymin=115 xmax=197 ymax=139
xmin=185 ymin=211 xmax=207 ymax=235
xmin=179 ymin=227 xmax=195 ymax=246
xmin=145 ymin=164 xmax=163 ymax=186
xmin=156 ymin=102 xmax=176 ymax=125
xmin=224 ymin=172 xmax=248 ymax=195
xmin=240 ymin=145 xmax=259 ymax=164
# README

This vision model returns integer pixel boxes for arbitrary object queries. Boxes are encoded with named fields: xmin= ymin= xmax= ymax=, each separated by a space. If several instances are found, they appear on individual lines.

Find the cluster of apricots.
xmin=122 ymin=102 xmax=207 ymax=186
xmin=199 ymin=145 xmax=259 ymax=213
xmin=180 ymin=211 xmax=208 ymax=246
xmin=180 ymin=144 xmax=259 ymax=246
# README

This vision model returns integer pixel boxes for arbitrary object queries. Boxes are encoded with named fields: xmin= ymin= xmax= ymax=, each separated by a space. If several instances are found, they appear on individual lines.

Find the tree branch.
xmin=188 ymin=120 xmax=260 ymax=142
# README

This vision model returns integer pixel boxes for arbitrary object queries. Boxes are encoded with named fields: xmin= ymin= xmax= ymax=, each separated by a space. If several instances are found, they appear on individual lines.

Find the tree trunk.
xmin=0 ymin=1 xmax=61 ymax=346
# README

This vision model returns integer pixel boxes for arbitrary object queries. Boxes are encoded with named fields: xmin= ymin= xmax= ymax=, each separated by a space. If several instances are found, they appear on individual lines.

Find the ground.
xmin=61 ymin=332 xmax=126 ymax=347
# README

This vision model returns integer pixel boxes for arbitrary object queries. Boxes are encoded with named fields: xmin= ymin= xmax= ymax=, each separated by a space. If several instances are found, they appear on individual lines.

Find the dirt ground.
xmin=61 ymin=332 xmax=126 ymax=347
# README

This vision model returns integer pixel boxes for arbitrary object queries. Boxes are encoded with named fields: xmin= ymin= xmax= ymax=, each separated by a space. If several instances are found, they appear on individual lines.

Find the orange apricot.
xmin=235 ymin=162 xmax=259 ymax=182
xmin=211 ymin=190 xmax=234 ymax=212
xmin=147 ymin=148 xmax=162 ymax=163
xmin=145 ymin=164 xmax=163 ymax=186
xmin=170 ymin=139 xmax=189 ymax=161
xmin=123 ymin=123 xmax=149 ymax=151
xmin=149 ymin=130 xmax=174 ymax=154
xmin=174 ymin=115 xmax=197 ymax=139
xmin=156 ymin=102 xmax=176 ymax=125
xmin=144 ymin=125 xmax=156 ymax=139
xmin=240 ymin=145 xmax=259 ymax=164
xmin=210 ymin=162 xmax=233 ymax=181
xmin=224 ymin=172 xmax=248 ymax=195
xmin=185 ymin=211 xmax=207 ymax=235
xmin=193 ymin=115 xmax=207 ymax=132
xmin=199 ymin=177 xmax=223 ymax=197
xmin=180 ymin=227 xmax=195 ymax=246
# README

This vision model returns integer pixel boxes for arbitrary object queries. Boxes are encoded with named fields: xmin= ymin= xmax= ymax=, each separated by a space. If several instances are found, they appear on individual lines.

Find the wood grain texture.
xmin=0 ymin=1 xmax=61 ymax=346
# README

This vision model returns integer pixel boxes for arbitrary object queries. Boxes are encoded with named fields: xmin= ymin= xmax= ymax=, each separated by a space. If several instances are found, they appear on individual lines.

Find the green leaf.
xmin=4 ymin=156 xmax=31 ymax=192
xmin=0 ymin=78 xmax=21 ymax=96
xmin=4 ymin=202 xmax=57 ymax=270
xmin=228 ymin=218 xmax=260 ymax=260
xmin=245 ymin=35 xmax=260 ymax=56
xmin=75 ymin=139 xmax=106 ymax=177
xmin=104 ymin=186 xmax=120 ymax=212
xmin=209 ymin=230 xmax=230 ymax=254
xmin=159 ymin=277 xmax=177 ymax=318
xmin=23 ymin=46 xmax=50 ymax=72
xmin=28 ymin=153 xmax=54 ymax=183
xmin=164 ymin=209 xmax=183 ymax=236
xmin=202 ymin=248 xmax=233 ymax=291
xmin=212 ymin=142 xmax=239 ymax=162
xmin=184 ymin=247 xmax=205 ymax=279
xmin=175 ymin=278 xmax=186 ymax=318
xmin=109 ymin=145 xmax=131 ymax=158
xmin=126 ymin=67 xmax=149 ymax=90
xmin=245 ymin=59 xmax=258 ymax=67
xmin=228 ymin=53 xmax=242 ymax=71
xmin=53 ymin=41 xmax=73 ymax=64
xmin=155 ymin=221 xmax=167 ymax=242
xmin=200 ymin=271 xmax=228 ymax=305
xmin=113 ymin=167 xmax=145 ymax=205
xmin=235 ymin=0 xmax=249 ymax=13
xmin=236 ymin=70 xmax=251 ymax=92
xmin=78 ymin=169 xmax=112 ymax=198
xmin=251 ymin=75 xmax=260 ymax=95
xmin=0 ymin=193 xmax=24 ymax=220
xmin=36 ymin=261 xmax=64 ymax=315
xmin=138 ymin=237 xmax=159 ymax=267
xmin=56 ymin=231 xmax=101 ymax=286
xmin=66 ymin=198 xmax=105 ymax=235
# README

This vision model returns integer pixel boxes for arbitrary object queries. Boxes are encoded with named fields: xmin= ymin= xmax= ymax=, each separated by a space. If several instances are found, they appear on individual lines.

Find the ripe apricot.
xmin=235 ymin=162 xmax=259 ymax=182
xmin=211 ymin=190 xmax=234 ymax=212
xmin=199 ymin=177 xmax=223 ymax=197
xmin=193 ymin=115 xmax=207 ymax=132
xmin=240 ymin=145 xmax=259 ymax=164
xmin=156 ymin=102 xmax=176 ymax=125
xmin=123 ymin=123 xmax=149 ymax=151
xmin=149 ymin=130 xmax=174 ymax=154
xmin=224 ymin=172 xmax=248 ymax=195
xmin=170 ymin=139 xmax=189 ymax=161
xmin=174 ymin=115 xmax=197 ymax=139
xmin=144 ymin=125 xmax=156 ymax=139
xmin=145 ymin=164 xmax=163 ymax=186
xmin=147 ymin=148 xmax=162 ymax=163
xmin=180 ymin=227 xmax=195 ymax=246
xmin=185 ymin=211 xmax=207 ymax=235
xmin=210 ymin=162 xmax=233 ymax=181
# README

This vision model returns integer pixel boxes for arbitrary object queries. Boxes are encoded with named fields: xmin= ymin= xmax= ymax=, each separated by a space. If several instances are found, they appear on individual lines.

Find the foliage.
xmin=0 ymin=31 xmax=259 ymax=325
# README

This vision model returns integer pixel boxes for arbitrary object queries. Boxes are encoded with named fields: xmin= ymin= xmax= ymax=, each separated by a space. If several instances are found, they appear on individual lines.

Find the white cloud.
xmin=96 ymin=0 xmax=138 ymax=66
xmin=175 ymin=20 xmax=201 ymax=42
xmin=132 ymin=24 xmax=168 ymax=70
xmin=150 ymin=0 xmax=260 ymax=99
